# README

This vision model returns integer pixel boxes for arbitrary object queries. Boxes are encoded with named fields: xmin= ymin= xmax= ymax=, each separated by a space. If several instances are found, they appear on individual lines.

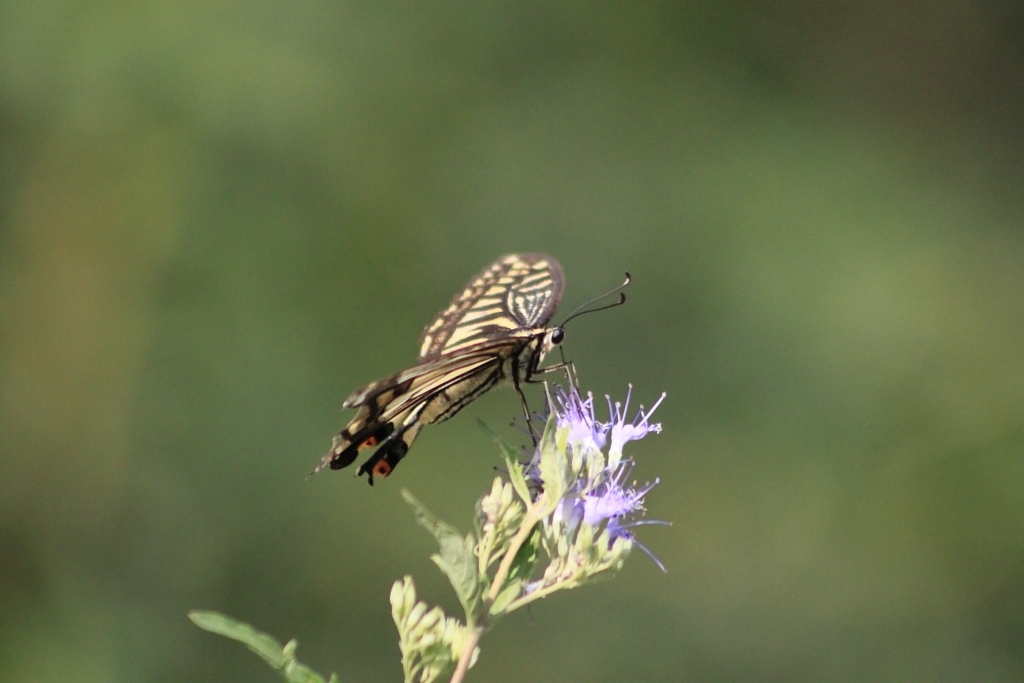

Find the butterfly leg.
xmin=516 ymin=358 xmax=577 ymax=444
xmin=527 ymin=359 xmax=578 ymax=389
xmin=511 ymin=375 xmax=540 ymax=445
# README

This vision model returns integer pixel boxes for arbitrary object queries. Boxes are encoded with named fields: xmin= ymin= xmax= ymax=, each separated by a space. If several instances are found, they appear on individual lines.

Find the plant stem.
xmin=487 ymin=503 xmax=543 ymax=603
xmin=448 ymin=625 xmax=480 ymax=683
xmin=449 ymin=501 xmax=545 ymax=683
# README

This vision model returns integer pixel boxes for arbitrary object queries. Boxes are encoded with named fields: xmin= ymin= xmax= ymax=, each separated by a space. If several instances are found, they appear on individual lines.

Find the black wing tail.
xmin=354 ymin=420 xmax=425 ymax=485
xmin=314 ymin=420 xmax=395 ymax=474
xmin=314 ymin=414 xmax=426 ymax=485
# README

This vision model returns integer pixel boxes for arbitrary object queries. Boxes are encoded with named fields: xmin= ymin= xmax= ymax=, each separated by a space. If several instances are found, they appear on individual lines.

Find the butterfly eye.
xmin=550 ymin=328 xmax=565 ymax=345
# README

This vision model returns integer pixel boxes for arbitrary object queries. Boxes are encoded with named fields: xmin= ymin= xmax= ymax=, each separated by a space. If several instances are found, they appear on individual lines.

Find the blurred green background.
xmin=2 ymin=2 xmax=1023 ymax=681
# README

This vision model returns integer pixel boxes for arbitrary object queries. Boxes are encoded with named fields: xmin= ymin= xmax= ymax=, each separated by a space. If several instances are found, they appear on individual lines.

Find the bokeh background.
xmin=2 ymin=2 xmax=1024 ymax=681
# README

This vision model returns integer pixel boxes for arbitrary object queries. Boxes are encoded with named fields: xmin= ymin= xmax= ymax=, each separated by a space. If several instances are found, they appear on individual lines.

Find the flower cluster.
xmin=390 ymin=383 xmax=666 ymax=682
xmin=522 ymin=385 xmax=667 ymax=598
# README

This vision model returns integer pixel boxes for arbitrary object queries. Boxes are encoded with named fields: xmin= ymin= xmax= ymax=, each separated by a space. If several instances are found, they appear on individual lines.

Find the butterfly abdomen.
xmin=422 ymin=362 xmax=504 ymax=425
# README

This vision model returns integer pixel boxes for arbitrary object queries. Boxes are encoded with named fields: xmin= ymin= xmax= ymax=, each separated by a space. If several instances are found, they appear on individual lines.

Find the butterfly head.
xmin=541 ymin=326 xmax=566 ymax=358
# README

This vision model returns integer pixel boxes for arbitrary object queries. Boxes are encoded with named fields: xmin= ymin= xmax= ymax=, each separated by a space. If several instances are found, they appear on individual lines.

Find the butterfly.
xmin=315 ymin=254 xmax=573 ymax=484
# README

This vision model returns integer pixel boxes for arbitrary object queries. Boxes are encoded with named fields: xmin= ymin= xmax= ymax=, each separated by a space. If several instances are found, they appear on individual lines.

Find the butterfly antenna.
xmin=559 ymin=272 xmax=631 ymax=327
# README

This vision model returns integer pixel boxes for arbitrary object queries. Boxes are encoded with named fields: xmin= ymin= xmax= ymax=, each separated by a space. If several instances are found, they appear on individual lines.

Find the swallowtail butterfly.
xmin=316 ymin=254 xmax=572 ymax=484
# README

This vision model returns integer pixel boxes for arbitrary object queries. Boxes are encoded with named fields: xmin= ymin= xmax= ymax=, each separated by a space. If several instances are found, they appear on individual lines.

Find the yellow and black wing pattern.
xmin=317 ymin=254 xmax=566 ymax=484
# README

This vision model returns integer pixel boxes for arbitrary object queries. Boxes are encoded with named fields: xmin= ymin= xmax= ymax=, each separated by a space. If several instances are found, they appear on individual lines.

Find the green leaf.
xmin=189 ymin=611 xmax=287 ymax=668
xmin=401 ymin=490 xmax=483 ymax=622
xmin=283 ymin=656 xmax=335 ymax=683
xmin=537 ymin=415 xmax=566 ymax=514
xmin=488 ymin=525 xmax=541 ymax=617
xmin=189 ymin=611 xmax=336 ymax=683
xmin=489 ymin=577 xmax=524 ymax=616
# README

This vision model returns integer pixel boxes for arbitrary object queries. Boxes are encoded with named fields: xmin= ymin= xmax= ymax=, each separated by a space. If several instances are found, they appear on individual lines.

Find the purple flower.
xmin=607 ymin=385 xmax=665 ymax=466
xmin=606 ymin=516 xmax=670 ymax=572
xmin=581 ymin=460 xmax=654 ymax=527
xmin=539 ymin=384 xmax=667 ymax=570
xmin=582 ymin=459 xmax=668 ymax=572
xmin=554 ymin=386 xmax=609 ymax=459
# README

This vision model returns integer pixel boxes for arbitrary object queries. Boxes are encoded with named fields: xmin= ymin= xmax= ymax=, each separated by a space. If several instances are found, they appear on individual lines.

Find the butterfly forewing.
xmin=418 ymin=254 xmax=564 ymax=359
xmin=319 ymin=254 xmax=565 ymax=484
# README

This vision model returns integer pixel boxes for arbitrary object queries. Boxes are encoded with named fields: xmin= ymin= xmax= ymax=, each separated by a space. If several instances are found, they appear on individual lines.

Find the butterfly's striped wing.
xmin=315 ymin=347 xmax=503 ymax=475
xmin=318 ymin=254 xmax=565 ymax=483
xmin=340 ymin=342 xmax=515 ymax=420
xmin=418 ymin=254 xmax=564 ymax=359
